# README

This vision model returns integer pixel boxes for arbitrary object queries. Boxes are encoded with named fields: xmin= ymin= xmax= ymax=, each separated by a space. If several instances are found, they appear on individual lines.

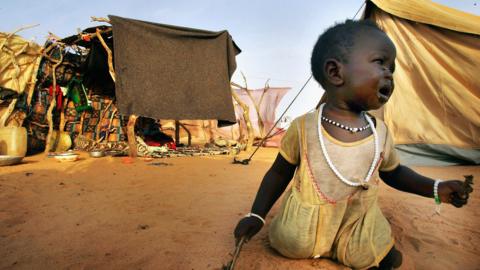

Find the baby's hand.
xmin=233 ymin=215 xmax=264 ymax=242
xmin=438 ymin=175 xmax=474 ymax=208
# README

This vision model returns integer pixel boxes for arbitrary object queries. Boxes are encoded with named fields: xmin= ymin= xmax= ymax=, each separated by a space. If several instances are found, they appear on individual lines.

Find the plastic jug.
xmin=0 ymin=126 xmax=27 ymax=157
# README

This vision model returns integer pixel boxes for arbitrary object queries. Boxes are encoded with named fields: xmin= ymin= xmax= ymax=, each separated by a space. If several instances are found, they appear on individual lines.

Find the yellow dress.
xmin=269 ymin=110 xmax=400 ymax=270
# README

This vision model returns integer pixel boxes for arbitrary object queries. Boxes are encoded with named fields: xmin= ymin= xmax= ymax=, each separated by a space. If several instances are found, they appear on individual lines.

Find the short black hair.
xmin=311 ymin=19 xmax=384 ymax=88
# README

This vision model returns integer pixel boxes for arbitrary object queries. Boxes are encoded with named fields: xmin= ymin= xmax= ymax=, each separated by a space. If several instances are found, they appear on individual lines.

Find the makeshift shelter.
xmin=0 ymin=31 xmax=43 ymax=157
xmin=20 ymin=26 xmax=130 ymax=154
xmin=364 ymin=0 xmax=480 ymax=165
xmin=0 ymin=31 xmax=42 ymax=128
xmin=1 ymin=16 xmax=241 ymax=156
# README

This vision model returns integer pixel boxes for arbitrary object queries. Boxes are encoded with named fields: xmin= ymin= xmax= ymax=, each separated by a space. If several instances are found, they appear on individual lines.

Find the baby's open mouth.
xmin=377 ymin=86 xmax=391 ymax=102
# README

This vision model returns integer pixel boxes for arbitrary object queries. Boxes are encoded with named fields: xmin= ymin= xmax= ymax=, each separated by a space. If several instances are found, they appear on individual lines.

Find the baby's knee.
xmin=378 ymin=246 xmax=402 ymax=269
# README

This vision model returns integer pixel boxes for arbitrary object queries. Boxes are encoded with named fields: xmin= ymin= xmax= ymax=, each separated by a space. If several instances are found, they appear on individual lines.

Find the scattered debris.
xmin=121 ymin=157 xmax=134 ymax=164
xmin=147 ymin=162 xmax=172 ymax=166
xmin=137 ymin=145 xmax=233 ymax=159
xmin=137 ymin=224 xmax=149 ymax=230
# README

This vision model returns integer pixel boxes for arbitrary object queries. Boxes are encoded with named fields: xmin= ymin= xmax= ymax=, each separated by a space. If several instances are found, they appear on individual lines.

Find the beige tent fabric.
xmin=0 ymin=32 xmax=42 ymax=126
xmin=368 ymin=6 xmax=480 ymax=149
xmin=370 ymin=0 xmax=480 ymax=36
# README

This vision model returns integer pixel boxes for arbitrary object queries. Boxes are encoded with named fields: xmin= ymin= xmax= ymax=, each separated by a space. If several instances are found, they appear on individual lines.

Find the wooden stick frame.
xmin=44 ymin=47 xmax=64 ymax=153
xmin=95 ymin=28 xmax=116 ymax=83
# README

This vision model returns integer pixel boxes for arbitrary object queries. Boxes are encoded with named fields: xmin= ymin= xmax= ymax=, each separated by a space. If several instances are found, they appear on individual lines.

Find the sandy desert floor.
xmin=0 ymin=148 xmax=479 ymax=270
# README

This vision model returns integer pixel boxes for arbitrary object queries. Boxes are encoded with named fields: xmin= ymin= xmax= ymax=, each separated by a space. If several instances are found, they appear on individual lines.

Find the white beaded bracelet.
xmin=245 ymin=212 xmax=265 ymax=225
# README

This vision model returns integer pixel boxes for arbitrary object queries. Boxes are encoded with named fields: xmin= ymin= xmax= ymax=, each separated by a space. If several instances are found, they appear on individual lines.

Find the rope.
xmin=352 ymin=1 xmax=367 ymax=19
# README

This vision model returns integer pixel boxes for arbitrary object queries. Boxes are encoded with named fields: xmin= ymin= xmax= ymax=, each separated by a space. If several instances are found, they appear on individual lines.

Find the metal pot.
xmin=89 ymin=150 xmax=105 ymax=158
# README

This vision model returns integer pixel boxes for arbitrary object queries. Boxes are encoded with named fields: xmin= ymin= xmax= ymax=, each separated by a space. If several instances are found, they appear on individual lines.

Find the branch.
xmin=47 ymin=32 xmax=62 ymax=41
xmin=232 ymin=88 xmax=254 ymax=151
xmin=10 ymin=24 xmax=40 ymax=35
xmin=91 ymin=16 xmax=111 ymax=24
xmin=230 ymin=81 xmax=243 ymax=89
xmin=44 ymin=51 xmax=64 ymax=153
xmin=241 ymin=72 xmax=265 ymax=138
xmin=96 ymin=28 xmax=116 ymax=82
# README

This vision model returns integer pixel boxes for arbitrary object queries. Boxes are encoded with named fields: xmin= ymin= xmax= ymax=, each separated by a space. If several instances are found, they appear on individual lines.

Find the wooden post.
xmin=175 ymin=120 xmax=180 ymax=146
xmin=127 ymin=114 xmax=138 ymax=157
xmin=178 ymin=122 xmax=192 ymax=146
xmin=208 ymin=120 xmax=215 ymax=143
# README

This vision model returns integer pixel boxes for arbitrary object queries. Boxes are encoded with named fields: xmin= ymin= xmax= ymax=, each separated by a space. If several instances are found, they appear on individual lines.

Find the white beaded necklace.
xmin=321 ymin=116 xmax=370 ymax=133
xmin=318 ymin=103 xmax=379 ymax=188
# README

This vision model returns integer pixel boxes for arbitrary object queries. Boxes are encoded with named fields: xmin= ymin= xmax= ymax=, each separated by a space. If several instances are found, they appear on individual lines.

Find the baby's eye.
xmin=374 ymin=58 xmax=384 ymax=65
xmin=389 ymin=65 xmax=395 ymax=73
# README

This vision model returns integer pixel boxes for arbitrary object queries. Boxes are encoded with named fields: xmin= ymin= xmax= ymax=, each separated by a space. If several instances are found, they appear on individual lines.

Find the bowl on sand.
xmin=89 ymin=150 xmax=105 ymax=158
xmin=54 ymin=152 xmax=79 ymax=162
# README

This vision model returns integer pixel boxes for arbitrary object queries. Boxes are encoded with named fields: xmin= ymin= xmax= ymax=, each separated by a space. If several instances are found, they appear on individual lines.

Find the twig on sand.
xmin=223 ymin=236 xmax=246 ymax=270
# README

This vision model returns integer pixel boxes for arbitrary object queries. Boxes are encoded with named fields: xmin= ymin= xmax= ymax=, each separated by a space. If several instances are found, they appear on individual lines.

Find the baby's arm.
xmin=234 ymin=153 xmax=296 ymax=240
xmin=379 ymin=165 xmax=473 ymax=207
xmin=250 ymin=153 xmax=296 ymax=217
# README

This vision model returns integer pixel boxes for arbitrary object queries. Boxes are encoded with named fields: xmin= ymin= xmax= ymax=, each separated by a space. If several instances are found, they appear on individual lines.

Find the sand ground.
xmin=0 ymin=148 xmax=479 ymax=270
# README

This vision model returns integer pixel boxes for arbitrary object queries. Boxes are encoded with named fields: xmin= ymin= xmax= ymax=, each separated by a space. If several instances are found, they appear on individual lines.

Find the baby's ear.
xmin=324 ymin=58 xmax=344 ymax=86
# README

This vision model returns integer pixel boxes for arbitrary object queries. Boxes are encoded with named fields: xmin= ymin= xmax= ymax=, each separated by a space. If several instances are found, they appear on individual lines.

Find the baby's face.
xmin=341 ymin=29 xmax=396 ymax=111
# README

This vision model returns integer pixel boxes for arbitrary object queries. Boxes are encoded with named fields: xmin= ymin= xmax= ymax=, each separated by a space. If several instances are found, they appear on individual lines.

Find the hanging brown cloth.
xmin=109 ymin=15 xmax=241 ymax=126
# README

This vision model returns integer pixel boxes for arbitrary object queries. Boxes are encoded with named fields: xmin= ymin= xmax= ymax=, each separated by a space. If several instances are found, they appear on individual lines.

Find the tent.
xmin=364 ymin=0 xmax=480 ymax=165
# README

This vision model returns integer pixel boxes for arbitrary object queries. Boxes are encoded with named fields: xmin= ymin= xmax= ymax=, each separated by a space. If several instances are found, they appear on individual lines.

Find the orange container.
xmin=0 ymin=127 xmax=27 ymax=157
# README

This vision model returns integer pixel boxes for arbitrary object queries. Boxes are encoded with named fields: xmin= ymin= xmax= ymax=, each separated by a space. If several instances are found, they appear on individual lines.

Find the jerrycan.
xmin=0 ymin=126 xmax=27 ymax=157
